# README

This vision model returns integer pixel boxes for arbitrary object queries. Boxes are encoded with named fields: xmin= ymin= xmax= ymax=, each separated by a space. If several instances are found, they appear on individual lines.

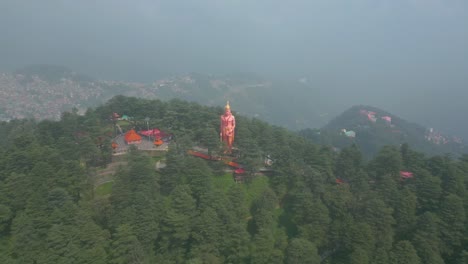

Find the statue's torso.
xmin=221 ymin=114 xmax=235 ymax=136
xmin=221 ymin=114 xmax=234 ymax=124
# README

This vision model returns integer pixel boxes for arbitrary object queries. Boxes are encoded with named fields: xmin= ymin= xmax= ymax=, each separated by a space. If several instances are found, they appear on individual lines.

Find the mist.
xmin=1 ymin=0 xmax=468 ymax=138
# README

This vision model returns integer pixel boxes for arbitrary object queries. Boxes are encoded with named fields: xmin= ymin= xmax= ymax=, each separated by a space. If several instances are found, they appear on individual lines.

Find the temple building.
xmin=124 ymin=129 xmax=142 ymax=144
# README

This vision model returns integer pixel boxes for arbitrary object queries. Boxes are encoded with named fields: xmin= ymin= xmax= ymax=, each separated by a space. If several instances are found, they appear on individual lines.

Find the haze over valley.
xmin=1 ymin=0 xmax=468 ymax=140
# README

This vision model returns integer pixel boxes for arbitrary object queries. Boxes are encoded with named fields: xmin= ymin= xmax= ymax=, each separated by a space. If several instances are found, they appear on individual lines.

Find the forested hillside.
xmin=0 ymin=96 xmax=467 ymax=263
xmin=300 ymin=105 xmax=467 ymax=159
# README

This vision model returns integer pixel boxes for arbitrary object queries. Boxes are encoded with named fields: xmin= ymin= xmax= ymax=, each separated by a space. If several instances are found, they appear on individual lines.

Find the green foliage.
xmin=438 ymin=194 xmax=466 ymax=256
xmin=95 ymin=181 xmax=114 ymax=196
xmin=389 ymin=240 xmax=421 ymax=264
xmin=286 ymin=238 xmax=320 ymax=264
xmin=292 ymin=189 xmax=330 ymax=247
xmin=110 ymin=224 xmax=146 ymax=264
xmin=0 ymin=96 xmax=467 ymax=263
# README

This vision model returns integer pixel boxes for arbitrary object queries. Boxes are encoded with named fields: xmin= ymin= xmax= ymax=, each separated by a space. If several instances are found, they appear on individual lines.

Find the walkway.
xmin=112 ymin=134 xmax=169 ymax=155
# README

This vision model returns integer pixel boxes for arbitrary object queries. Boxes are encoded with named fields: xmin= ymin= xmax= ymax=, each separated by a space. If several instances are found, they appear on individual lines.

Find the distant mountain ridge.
xmin=300 ymin=105 xmax=466 ymax=158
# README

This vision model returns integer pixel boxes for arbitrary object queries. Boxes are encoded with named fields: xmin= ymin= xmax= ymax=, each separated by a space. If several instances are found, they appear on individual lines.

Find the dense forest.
xmin=0 ymin=96 xmax=467 ymax=263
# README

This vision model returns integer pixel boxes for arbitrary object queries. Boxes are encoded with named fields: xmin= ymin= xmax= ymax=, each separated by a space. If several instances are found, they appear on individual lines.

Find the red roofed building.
xmin=124 ymin=129 xmax=142 ymax=144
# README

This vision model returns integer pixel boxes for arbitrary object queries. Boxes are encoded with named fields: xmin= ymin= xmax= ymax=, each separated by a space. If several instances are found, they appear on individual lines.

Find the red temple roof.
xmin=125 ymin=129 xmax=142 ymax=143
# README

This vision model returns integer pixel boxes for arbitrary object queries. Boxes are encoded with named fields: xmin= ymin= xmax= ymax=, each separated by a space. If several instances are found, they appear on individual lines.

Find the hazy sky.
xmin=1 ymin=0 xmax=468 ymax=137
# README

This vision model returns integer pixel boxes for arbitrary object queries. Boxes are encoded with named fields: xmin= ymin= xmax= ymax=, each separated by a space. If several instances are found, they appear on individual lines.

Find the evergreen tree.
xmin=389 ymin=241 xmax=421 ymax=264
xmin=371 ymin=246 xmax=390 ymax=264
xmin=438 ymin=194 xmax=465 ymax=256
xmin=343 ymin=222 xmax=375 ymax=257
xmin=292 ymin=189 xmax=330 ymax=247
xmin=158 ymin=185 xmax=196 ymax=257
xmin=335 ymin=144 xmax=363 ymax=182
xmin=370 ymin=146 xmax=402 ymax=178
xmin=185 ymin=157 xmax=213 ymax=207
xmin=131 ymin=191 xmax=160 ymax=253
xmin=110 ymin=224 xmax=146 ymax=264
xmin=220 ymin=186 xmax=250 ymax=263
xmin=348 ymin=248 xmax=370 ymax=264
xmin=285 ymin=238 xmax=320 ymax=264
xmin=189 ymin=207 xmax=222 ymax=260
xmin=360 ymin=198 xmax=395 ymax=250
xmin=251 ymin=188 xmax=278 ymax=233
xmin=414 ymin=168 xmax=442 ymax=212
xmin=0 ymin=204 xmax=11 ymax=233
xmin=250 ymin=228 xmax=276 ymax=264
xmin=159 ymin=144 xmax=185 ymax=195
xmin=411 ymin=212 xmax=443 ymax=263
xmin=394 ymin=187 xmax=417 ymax=239
xmin=199 ymin=126 xmax=220 ymax=156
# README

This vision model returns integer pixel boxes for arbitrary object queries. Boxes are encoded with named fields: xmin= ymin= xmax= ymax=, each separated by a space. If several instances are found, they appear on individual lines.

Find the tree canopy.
xmin=0 ymin=96 xmax=467 ymax=263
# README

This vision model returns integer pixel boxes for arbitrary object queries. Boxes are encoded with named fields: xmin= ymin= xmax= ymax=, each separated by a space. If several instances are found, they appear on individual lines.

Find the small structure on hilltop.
xmin=400 ymin=171 xmax=414 ymax=179
xmin=124 ymin=129 xmax=142 ymax=144
xmin=360 ymin=109 xmax=377 ymax=122
xmin=341 ymin=129 xmax=356 ymax=138
xmin=381 ymin=116 xmax=392 ymax=125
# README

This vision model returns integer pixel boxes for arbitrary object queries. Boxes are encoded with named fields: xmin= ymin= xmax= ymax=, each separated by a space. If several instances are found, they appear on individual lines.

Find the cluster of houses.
xmin=0 ymin=73 xmax=104 ymax=120
xmin=0 ymin=73 xmax=184 ymax=122
xmin=425 ymin=128 xmax=463 ymax=145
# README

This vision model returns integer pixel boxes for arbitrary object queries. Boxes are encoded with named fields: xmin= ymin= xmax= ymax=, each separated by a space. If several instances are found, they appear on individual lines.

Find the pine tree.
xmin=159 ymin=185 xmax=197 ymax=255
xmin=292 ymin=189 xmax=330 ymax=247
xmin=285 ymin=238 xmax=320 ymax=264
xmin=199 ymin=127 xmax=220 ymax=156
xmin=370 ymin=146 xmax=402 ymax=178
xmin=389 ymin=241 xmax=421 ymax=264
xmin=250 ymin=228 xmax=276 ymax=264
xmin=189 ymin=207 xmax=222 ymax=260
xmin=411 ymin=212 xmax=443 ymax=263
xmin=110 ymin=224 xmax=146 ymax=264
xmin=348 ymin=248 xmax=370 ymax=264
xmin=394 ymin=187 xmax=417 ymax=239
xmin=438 ymin=194 xmax=465 ymax=256
xmin=0 ymin=204 xmax=11 ymax=233
xmin=131 ymin=191 xmax=160 ymax=253
xmin=185 ymin=157 xmax=213 ymax=208
xmin=360 ymin=198 xmax=395 ymax=250
xmin=251 ymin=188 xmax=278 ymax=233
xmin=343 ymin=222 xmax=375 ymax=256
xmin=414 ymin=169 xmax=442 ymax=212
xmin=335 ymin=144 xmax=363 ymax=182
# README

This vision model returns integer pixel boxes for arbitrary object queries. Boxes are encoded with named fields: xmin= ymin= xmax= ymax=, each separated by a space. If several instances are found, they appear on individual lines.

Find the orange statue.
xmin=220 ymin=101 xmax=236 ymax=153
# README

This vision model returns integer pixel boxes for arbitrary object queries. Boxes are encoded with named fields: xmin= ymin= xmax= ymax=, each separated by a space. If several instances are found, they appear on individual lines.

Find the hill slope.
xmin=300 ymin=105 xmax=466 ymax=158
xmin=1 ymin=97 xmax=468 ymax=263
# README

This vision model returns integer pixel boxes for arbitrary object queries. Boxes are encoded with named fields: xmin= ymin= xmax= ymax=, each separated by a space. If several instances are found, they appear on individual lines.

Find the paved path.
xmin=112 ymin=134 xmax=169 ymax=155
xmin=94 ymin=161 xmax=128 ymax=186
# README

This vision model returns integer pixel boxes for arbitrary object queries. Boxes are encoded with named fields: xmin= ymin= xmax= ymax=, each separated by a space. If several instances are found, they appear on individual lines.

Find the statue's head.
xmin=224 ymin=101 xmax=231 ymax=115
